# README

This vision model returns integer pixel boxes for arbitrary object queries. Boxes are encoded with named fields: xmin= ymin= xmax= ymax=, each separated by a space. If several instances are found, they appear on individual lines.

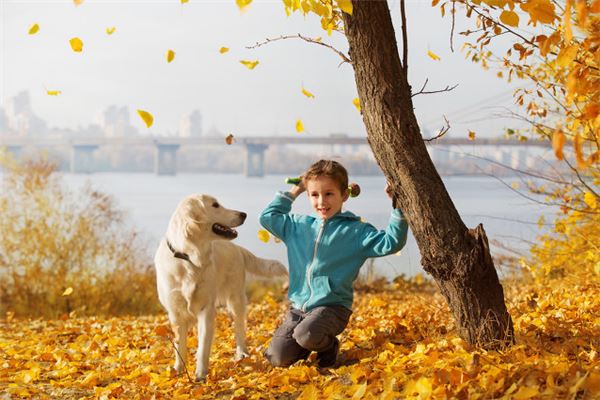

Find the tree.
xmin=278 ymin=0 xmax=515 ymax=348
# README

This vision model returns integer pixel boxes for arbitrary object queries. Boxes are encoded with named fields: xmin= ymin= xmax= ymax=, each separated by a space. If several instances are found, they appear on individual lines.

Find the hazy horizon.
xmin=2 ymin=0 xmax=524 ymax=138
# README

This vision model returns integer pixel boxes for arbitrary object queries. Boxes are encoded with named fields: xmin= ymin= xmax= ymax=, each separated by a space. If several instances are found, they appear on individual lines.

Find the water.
xmin=59 ymin=173 xmax=552 ymax=279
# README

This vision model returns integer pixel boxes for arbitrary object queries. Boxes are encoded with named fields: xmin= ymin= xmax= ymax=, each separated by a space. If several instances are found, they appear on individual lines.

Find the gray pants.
xmin=265 ymin=305 xmax=352 ymax=367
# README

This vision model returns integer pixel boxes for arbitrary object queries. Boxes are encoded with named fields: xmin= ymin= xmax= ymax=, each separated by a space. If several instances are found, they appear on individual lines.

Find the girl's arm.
xmin=259 ymin=191 xmax=299 ymax=242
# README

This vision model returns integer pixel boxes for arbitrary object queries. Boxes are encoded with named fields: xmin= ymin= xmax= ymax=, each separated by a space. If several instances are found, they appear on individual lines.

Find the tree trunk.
xmin=342 ymin=1 xmax=514 ymax=349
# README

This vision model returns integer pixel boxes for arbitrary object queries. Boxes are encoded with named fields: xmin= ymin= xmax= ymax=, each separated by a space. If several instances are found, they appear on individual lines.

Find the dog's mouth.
xmin=212 ymin=223 xmax=238 ymax=239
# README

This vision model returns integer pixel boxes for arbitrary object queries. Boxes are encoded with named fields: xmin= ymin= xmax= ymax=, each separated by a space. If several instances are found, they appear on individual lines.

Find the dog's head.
xmin=168 ymin=194 xmax=247 ymax=243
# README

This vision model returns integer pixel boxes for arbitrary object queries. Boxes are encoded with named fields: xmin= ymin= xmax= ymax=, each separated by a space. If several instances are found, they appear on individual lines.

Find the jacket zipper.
xmin=301 ymin=220 xmax=326 ymax=311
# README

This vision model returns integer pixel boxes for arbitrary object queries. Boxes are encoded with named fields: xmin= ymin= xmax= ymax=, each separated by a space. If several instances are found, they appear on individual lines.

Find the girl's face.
xmin=305 ymin=176 xmax=349 ymax=220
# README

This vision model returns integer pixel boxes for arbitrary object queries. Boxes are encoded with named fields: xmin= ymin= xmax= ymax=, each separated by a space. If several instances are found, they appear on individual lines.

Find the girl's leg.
xmin=265 ymin=308 xmax=310 ymax=367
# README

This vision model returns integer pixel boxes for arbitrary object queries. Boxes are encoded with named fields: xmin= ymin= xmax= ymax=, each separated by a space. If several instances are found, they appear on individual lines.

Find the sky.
xmin=1 ymin=0 xmax=525 ymax=138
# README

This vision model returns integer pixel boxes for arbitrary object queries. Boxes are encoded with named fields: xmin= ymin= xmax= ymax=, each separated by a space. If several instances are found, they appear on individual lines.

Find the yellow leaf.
xmin=336 ymin=0 xmax=353 ymax=15
xmin=236 ymin=0 xmax=252 ymax=11
xmin=352 ymin=382 xmax=367 ymax=399
xmin=225 ymin=134 xmax=234 ymax=145
xmin=28 ymin=23 xmax=39 ymax=35
xmin=137 ymin=110 xmax=154 ymax=128
xmin=258 ymin=229 xmax=270 ymax=243
xmin=73 ymin=0 xmax=84 ymax=6
xmin=301 ymin=87 xmax=315 ymax=98
xmin=520 ymin=0 xmax=557 ymax=25
xmin=296 ymin=119 xmax=305 ymax=133
xmin=573 ymin=133 xmax=586 ymax=169
xmin=511 ymin=182 xmax=519 ymax=189
xmin=240 ymin=60 xmax=259 ymax=69
xmin=500 ymin=10 xmax=519 ymax=27
xmin=181 ymin=0 xmax=189 ymax=3
xmin=352 ymin=97 xmax=361 ymax=112
xmin=106 ymin=26 xmax=116 ymax=35
xmin=427 ymin=50 xmax=441 ymax=61
xmin=47 ymin=90 xmax=62 ymax=96
xmin=513 ymin=386 xmax=539 ymax=400
xmin=564 ymin=0 xmax=572 ymax=42
xmin=403 ymin=376 xmax=433 ymax=398
xmin=552 ymin=129 xmax=566 ymax=160
xmin=556 ymin=44 xmax=578 ymax=67
xmin=166 ymin=49 xmax=175 ymax=63
xmin=583 ymin=192 xmax=597 ymax=209
xmin=69 ymin=37 xmax=84 ymax=52
xmin=62 ymin=287 xmax=73 ymax=296
xmin=468 ymin=130 xmax=476 ymax=141
xmin=219 ymin=47 xmax=230 ymax=54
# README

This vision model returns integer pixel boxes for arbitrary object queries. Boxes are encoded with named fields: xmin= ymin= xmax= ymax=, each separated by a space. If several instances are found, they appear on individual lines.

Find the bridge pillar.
xmin=154 ymin=143 xmax=180 ymax=175
xmin=245 ymin=143 xmax=268 ymax=177
xmin=70 ymin=144 xmax=98 ymax=174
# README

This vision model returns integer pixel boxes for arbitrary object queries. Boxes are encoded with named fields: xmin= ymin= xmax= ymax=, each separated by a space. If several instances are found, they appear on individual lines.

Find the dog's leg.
xmin=171 ymin=317 xmax=189 ymax=374
xmin=195 ymin=305 xmax=215 ymax=382
xmin=228 ymin=296 xmax=250 ymax=360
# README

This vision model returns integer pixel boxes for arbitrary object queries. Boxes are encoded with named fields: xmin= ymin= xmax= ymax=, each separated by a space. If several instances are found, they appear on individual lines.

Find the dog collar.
xmin=166 ymin=239 xmax=195 ymax=266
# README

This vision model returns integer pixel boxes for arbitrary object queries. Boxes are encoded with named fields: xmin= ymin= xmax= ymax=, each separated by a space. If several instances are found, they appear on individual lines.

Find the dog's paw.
xmin=234 ymin=350 xmax=250 ymax=361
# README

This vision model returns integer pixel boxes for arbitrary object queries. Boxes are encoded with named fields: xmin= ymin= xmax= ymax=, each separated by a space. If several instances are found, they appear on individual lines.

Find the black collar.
xmin=166 ymin=239 xmax=195 ymax=265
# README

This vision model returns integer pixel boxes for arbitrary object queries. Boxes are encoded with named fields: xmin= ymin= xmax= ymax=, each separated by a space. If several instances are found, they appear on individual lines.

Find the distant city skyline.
xmin=2 ymin=1 xmax=526 ymax=139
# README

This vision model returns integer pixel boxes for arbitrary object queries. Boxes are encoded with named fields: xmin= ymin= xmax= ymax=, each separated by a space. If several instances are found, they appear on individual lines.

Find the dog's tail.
xmin=240 ymin=248 xmax=288 ymax=278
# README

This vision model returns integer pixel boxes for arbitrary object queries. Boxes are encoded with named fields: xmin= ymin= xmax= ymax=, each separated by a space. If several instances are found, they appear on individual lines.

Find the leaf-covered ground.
xmin=2 ymin=277 xmax=599 ymax=399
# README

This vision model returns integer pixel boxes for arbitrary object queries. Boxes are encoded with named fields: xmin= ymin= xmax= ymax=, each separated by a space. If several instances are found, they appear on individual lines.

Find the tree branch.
xmin=246 ymin=34 xmax=351 ymax=65
xmin=400 ymin=0 xmax=408 ymax=77
xmin=423 ymin=116 xmax=450 ymax=142
xmin=412 ymin=79 xmax=459 ymax=97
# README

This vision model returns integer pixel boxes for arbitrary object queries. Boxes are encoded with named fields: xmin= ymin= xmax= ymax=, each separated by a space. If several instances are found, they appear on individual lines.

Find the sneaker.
xmin=317 ymin=338 xmax=339 ymax=368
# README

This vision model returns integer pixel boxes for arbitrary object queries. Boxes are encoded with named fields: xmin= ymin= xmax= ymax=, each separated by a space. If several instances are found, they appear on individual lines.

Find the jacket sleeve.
xmin=360 ymin=209 xmax=408 ymax=258
xmin=259 ymin=191 xmax=296 ymax=242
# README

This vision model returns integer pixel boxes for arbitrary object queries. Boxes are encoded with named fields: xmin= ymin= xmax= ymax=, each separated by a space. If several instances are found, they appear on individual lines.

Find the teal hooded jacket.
xmin=259 ymin=191 xmax=409 ymax=312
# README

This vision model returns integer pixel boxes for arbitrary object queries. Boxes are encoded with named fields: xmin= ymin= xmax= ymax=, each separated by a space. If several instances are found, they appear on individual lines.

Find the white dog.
xmin=154 ymin=194 xmax=287 ymax=381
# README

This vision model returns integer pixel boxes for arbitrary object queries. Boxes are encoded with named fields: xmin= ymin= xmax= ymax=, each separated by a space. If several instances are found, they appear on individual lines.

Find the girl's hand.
xmin=385 ymin=182 xmax=393 ymax=199
xmin=290 ymin=179 xmax=306 ymax=199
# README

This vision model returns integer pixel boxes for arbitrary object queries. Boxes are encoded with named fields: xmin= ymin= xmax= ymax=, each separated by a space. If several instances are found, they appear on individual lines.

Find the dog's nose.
xmin=239 ymin=212 xmax=247 ymax=222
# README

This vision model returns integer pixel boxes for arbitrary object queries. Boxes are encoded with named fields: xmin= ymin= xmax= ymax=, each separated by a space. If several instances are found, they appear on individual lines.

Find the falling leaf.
xmin=336 ymin=0 xmax=353 ymax=15
xmin=137 ymin=110 xmax=154 ymax=128
xmin=219 ymin=47 xmax=230 ymax=54
xmin=181 ymin=0 xmax=189 ymax=3
xmin=236 ymin=0 xmax=252 ymax=11
xmin=511 ymin=182 xmax=519 ymax=189
xmin=468 ymin=131 xmax=476 ymax=141
xmin=258 ymin=229 xmax=270 ymax=243
xmin=352 ymin=97 xmax=361 ymax=112
xmin=28 ymin=23 xmax=39 ymax=35
xmin=240 ymin=60 xmax=259 ymax=69
xmin=500 ymin=10 xmax=519 ymax=27
xmin=106 ymin=27 xmax=116 ymax=35
xmin=296 ymin=119 xmax=305 ymax=133
xmin=225 ymin=134 xmax=234 ymax=145
xmin=73 ymin=0 xmax=84 ymax=6
xmin=301 ymin=87 xmax=315 ymax=98
xmin=69 ymin=37 xmax=84 ymax=52
xmin=427 ymin=50 xmax=441 ymax=61
xmin=166 ymin=49 xmax=175 ymax=63
xmin=552 ymin=129 xmax=566 ymax=160
xmin=46 ymin=90 xmax=62 ymax=96
xmin=62 ymin=287 xmax=73 ymax=296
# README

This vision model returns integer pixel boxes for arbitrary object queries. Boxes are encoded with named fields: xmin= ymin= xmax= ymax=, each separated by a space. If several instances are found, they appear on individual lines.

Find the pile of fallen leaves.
xmin=1 ymin=274 xmax=599 ymax=399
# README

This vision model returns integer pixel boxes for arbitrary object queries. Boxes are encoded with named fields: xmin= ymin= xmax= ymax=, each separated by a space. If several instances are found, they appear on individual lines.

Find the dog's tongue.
xmin=212 ymin=223 xmax=238 ymax=239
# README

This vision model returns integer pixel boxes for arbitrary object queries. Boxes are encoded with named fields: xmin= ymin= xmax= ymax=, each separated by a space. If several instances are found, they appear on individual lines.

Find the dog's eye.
xmin=212 ymin=202 xmax=220 ymax=208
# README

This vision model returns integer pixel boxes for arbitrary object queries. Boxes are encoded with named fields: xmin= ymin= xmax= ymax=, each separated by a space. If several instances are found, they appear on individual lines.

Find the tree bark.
xmin=342 ymin=1 xmax=514 ymax=349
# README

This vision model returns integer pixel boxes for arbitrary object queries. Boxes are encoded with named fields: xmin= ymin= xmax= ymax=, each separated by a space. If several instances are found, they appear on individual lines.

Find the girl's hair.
xmin=302 ymin=160 xmax=348 ymax=193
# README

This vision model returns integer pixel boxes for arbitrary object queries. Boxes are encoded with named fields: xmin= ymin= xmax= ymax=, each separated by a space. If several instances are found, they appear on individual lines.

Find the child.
xmin=259 ymin=159 xmax=408 ymax=368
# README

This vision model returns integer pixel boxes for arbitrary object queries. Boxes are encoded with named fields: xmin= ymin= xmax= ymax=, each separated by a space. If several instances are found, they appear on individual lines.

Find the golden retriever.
xmin=154 ymin=194 xmax=287 ymax=381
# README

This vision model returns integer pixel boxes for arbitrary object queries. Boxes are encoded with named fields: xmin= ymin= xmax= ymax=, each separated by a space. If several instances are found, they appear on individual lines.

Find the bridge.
xmin=0 ymin=135 xmax=551 ymax=176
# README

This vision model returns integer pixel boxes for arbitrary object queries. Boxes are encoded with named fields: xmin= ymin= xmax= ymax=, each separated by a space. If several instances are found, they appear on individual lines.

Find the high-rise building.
xmin=97 ymin=105 xmax=138 ymax=137
xmin=179 ymin=110 xmax=203 ymax=137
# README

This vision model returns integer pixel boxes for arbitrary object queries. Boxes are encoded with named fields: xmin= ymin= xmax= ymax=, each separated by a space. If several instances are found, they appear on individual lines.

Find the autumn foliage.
xmin=0 ymin=152 xmax=160 ymax=318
